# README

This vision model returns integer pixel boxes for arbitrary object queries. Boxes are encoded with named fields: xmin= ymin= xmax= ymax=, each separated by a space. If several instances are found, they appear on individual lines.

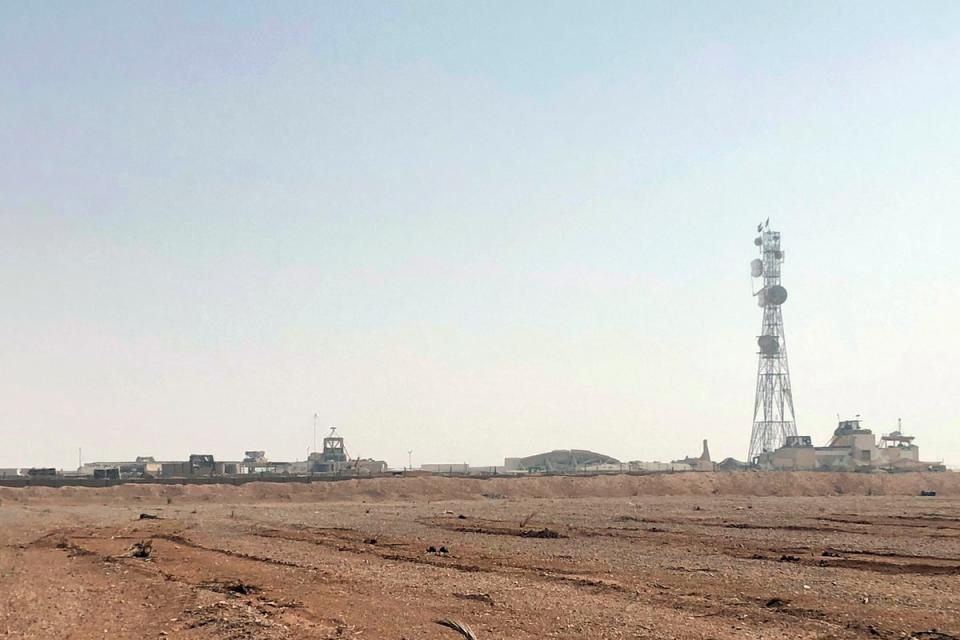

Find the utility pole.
xmin=407 ymin=449 xmax=413 ymax=471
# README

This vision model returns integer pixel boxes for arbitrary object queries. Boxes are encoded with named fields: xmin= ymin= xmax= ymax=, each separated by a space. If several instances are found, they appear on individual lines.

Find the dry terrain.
xmin=1 ymin=472 xmax=959 ymax=639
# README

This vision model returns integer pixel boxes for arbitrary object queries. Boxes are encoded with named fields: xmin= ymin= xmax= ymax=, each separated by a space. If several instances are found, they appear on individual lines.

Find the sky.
xmin=1 ymin=1 xmax=958 ymax=470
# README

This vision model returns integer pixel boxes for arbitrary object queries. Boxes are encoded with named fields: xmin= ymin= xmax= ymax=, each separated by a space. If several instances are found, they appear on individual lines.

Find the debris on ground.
xmin=198 ymin=580 xmax=260 ymax=596
xmin=258 ymin=599 xmax=303 ymax=610
xmin=126 ymin=539 xmax=153 ymax=559
xmin=138 ymin=513 xmax=160 ymax=520
xmin=453 ymin=592 xmax=495 ymax=607
xmin=765 ymin=598 xmax=788 ymax=608
xmin=613 ymin=515 xmax=646 ymax=523
xmin=778 ymin=554 xmax=801 ymax=563
xmin=185 ymin=601 xmax=289 ymax=638
xmin=520 ymin=528 xmax=563 ymax=539
xmin=920 ymin=491 xmax=937 ymax=497
xmin=436 ymin=618 xmax=479 ymax=640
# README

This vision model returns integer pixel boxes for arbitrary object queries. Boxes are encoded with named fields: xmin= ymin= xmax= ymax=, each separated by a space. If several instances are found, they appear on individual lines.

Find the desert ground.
xmin=1 ymin=472 xmax=959 ymax=640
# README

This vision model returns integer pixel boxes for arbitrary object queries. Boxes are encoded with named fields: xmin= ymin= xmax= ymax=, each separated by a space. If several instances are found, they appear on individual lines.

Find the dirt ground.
xmin=1 ymin=473 xmax=958 ymax=639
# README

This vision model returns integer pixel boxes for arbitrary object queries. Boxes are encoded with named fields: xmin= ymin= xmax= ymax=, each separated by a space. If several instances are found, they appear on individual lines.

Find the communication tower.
xmin=748 ymin=221 xmax=798 ymax=460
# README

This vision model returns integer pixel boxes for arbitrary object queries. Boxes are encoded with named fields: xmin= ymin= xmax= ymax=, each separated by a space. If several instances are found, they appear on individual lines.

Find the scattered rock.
xmin=138 ymin=513 xmax=160 ymax=520
xmin=765 ymin=597 xmax=788 ymax=608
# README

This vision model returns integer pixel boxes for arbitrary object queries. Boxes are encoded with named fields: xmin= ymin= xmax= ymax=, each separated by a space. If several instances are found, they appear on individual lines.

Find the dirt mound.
xmin=1 ymin=471 xmax=957 ymax=506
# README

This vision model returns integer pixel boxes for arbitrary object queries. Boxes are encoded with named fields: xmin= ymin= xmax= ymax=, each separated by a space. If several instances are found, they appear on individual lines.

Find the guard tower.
xmin=321 ymin=427 xmax=348 ymax=463
xmin=748 ymin=221 xmax=798 ymax=460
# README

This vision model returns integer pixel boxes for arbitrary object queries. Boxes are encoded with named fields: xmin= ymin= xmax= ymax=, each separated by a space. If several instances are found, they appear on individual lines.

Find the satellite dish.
xmin=766 ymin=285 xmax=788 ymax=305
xmin=754 ymin=236 xmax=762 ymax=246
xmin=758 ymin=335 xmax=780 ymax=354
xmin=750 ymin=259 xmax=763 ymax=277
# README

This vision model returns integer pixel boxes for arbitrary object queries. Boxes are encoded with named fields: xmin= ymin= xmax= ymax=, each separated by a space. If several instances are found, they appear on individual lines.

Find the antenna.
xmin=313 ymin=413 xmax=318 ymax=453
xmin=748 ymin=222 xmax=798 ymax=460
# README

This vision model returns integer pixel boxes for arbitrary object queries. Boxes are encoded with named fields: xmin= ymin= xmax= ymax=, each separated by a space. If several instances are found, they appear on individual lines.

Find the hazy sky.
xmin=2 ymin=1 xmax=958 ymax=470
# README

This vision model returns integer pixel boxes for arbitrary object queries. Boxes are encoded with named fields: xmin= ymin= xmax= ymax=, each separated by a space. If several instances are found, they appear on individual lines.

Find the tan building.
xmin=759 ymin=435 xmax=817 ymax=470
xmin=759 ymin=419 xmax=939 ymax=472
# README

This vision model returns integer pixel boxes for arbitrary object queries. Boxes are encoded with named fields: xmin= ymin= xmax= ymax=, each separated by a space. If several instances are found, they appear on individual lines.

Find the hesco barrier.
xmin=0 ymin=470 xmax=660 ymax=489
xmin=0 ymin=473 xmax=400 ymax=488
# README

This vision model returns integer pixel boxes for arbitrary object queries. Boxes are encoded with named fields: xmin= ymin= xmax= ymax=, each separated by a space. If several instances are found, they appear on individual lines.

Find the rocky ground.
xmin=0 ymin=473 xmax=958 ymax=639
